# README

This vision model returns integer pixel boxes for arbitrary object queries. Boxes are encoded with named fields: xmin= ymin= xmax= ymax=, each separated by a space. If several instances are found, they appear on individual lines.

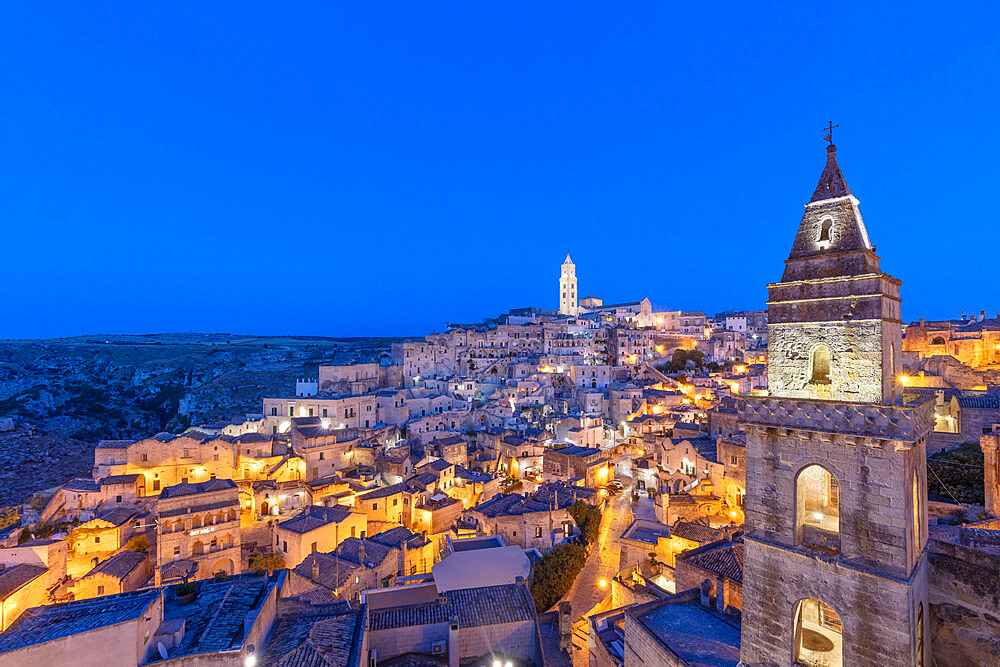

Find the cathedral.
xmin=739 ymin=143 xmax=935 ymax=666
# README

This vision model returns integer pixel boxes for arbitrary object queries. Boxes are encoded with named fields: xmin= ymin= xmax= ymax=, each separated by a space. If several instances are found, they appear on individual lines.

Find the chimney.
xmin=919 ymin=318 xmax=925 ymax=326
xmin=558 ymin=600 xmax=573 ymax=653
xmin=982 ymin=311 xmax=987 ymax=322
xmin=311 ymin=557 xmax=319 ymax=581
xmin=716 ymin=577 xmax=729 ymax=612
xmin=700 ymin=579 xmax=714 ymax=609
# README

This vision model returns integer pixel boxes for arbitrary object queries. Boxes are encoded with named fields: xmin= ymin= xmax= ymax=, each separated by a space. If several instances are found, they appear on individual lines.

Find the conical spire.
xmin=563 ymin=252 xmax=573 ymax=264
xmin=809 ymin=145 xmax=851 ymax=203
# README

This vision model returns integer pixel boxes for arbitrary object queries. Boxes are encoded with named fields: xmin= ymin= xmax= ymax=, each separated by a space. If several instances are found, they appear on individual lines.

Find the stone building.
xmin=738 ymin=144 xmax=934 ymax=666
xmin=154 ymin=479 xmax=241 ymax=583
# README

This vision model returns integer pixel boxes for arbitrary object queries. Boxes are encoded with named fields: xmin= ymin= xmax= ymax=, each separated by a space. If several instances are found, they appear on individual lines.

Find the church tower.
xmin=559 ymin=253 xmax=578 ymax=316
xmin=739 ymin=143 xmax=935 ymax=667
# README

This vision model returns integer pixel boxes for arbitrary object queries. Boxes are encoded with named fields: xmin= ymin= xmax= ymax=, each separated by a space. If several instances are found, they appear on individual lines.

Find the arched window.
xmin=793 ymin=598 xmax=843 ymax=666
xmin=810 ymin=345 xmax=832 ymax=385
xmin=930 ymin=336 xmax=946 ymax=346
xmin=818 ymin=218 xmax=833 ymax=242
xmin=796 ymin=464 xmax=840 ymax=553
xmin=192 ymin=515 xmax=202 ymax=529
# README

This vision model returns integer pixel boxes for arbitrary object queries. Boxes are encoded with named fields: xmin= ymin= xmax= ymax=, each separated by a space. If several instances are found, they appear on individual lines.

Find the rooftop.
xmin=81 ymin=550 xmax=147 ymax=581
xmin=0 ymin=563 xmax=48 ymax=599
xmin=279 ymin=505 xmax=358 ymax=534
xmin=158 ymin=478 xmax=238 ymax=499
xmin=0 ymin=589 xmax=159 ymax=654
xmin=368 ymin=583 xmax=535 ymax=631
xmin=160 ymin=574 xmax=278 ymax=659
xmin=259 ymin=600 xmax=365 ymax=667
xmin=629 ymin=593 xmax=740 ymax=667
xmin=678 ymin=536 xmax=744 ymax=585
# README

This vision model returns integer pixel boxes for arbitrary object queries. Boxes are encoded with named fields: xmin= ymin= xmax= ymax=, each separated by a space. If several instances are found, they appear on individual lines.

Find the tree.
xmin=249 ymin=551 xmax=286 ymax=575
xmin=17 ymin=527 xmax=31 ymax=545
xmin=529 ymin=542 xmax=588 ymax=612
xmin=568 ymin=500 xmax=602 ymax=546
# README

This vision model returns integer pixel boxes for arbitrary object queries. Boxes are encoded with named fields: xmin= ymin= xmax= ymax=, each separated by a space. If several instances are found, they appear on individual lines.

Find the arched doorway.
xmin=211 ymin=558 xmax=234 ymax=576
xmin=260 ymin=501 xmax=269 ymax=516
xmin=793 ymin=598 xmax=843 ymax=666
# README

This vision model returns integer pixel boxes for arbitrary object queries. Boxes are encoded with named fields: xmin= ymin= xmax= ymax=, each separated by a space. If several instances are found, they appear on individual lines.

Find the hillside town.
xmin=2 ymin=146 xmax=1000 ymax=666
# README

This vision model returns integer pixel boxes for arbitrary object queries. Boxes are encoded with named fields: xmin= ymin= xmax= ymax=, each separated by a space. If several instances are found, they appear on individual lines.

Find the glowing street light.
xmin=599 ymin=578 xmax=608 ymax=588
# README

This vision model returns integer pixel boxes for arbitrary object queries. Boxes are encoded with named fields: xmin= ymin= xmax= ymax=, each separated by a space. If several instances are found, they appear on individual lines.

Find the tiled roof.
xmin=260 ymin=602 xmax=364 ymax=667
xmin=678 ymin=537 xmax=744 ymax=584
xmin=101 ymin=474 xmax=142 ymax=486
xmin=368 ymin=526 xmax=419 ymax=549
xmin=158 ymin=478 xmax=238 ymax=499
xmin=158 ymin=498 xmax=238 ymax=518
xmin=94 ymin=507 xmax=141 ymax=527
xmin=672 ymin=521 xmax=725 ymax=544
xmin=64 ymin=478 xmax=100 ymax=492
xmin=0 ymin=589 xmax=159 ymax=653
xmin=0 ymin=563 xmax=47 ymax=599
xmin=83 ymin=550 xmax=147 ymax=581
xmin=358 ymin=482 xmax=407 ymax=500
xmin=95 ymin=439 xmax=134 ymax=449
xmin=279 ymin=506 xmax=357 ymax=534
xmin=295 ymin=553 xmax=362 ymax=589
xmin=368 ymin=583 xmax=535 ymax=631
xmin=336 ymin=538 xmax=394 ymax=568
xmin=166 ymin=576 xmax=274 ymax=656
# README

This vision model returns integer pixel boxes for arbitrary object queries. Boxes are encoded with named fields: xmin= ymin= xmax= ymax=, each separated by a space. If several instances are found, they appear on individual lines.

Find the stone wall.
xmin=741 ymin=536 xmax=927 ymax=667
xmin=766 ymin=321 xmax=888 ymax=404
xmin=927 ymin=537 xmax=1000 ymax=666
xmin=740 ymin=405 xmax=931 ymax=577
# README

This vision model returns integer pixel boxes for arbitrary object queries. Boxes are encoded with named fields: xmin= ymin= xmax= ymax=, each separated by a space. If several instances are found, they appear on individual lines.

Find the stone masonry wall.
xmin=741 ymin=537 xmax=927 ymax=667
xmin=766 ymin=321 xmax=886 ymax=404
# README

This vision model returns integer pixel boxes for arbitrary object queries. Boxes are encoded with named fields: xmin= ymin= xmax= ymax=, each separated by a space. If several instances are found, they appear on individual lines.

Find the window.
xmin=115 ymin=495 xmax=122 ymax=503
xmin=308 ymin=408 xmax=314 ymax=417
xmin=372 ymin=503 xmax=378 ymax=511
xmin=182 ymin=448 xmax=191 ymax=458
xmin=535 ymin=526 xmax=542 ymax=538
xmin=311 ymin=542 xmax=318 ymax=553
xmin=810 ymin=345 xmax=832 ymax=384
xmin=141 ymin=453 xmax=148 ymax=462
xmin=796 ymin=464 xmax=840 ymax=553
xmin=94 ymin=536 xmax=101 ymax=543
xmin=322 ymin=408 xmax=328 ymax=417
xmin=818 ymin=217 xmax=833 ymax=242
xmin=173 ymin=546 xmax=180 ymax=557
xmin=512 ymin=530 xmax=517 ymax=537
xmin=393 ymin=498 xmax=398 ymax=507
xmin=271 ymin=407 xmax=277 ymax=416
xmin=213 ymin=454 xmax=219 ymax=461
xmin=351 ymin=526 xmax=356 ymax=538
xmin=793 ymin=598 xmax=843 ymax=666
xmin=153 ymin=480 xmax=160 ymax=491
xmin=319 ymin=452 xmax=325 ymax=461
xmin=282 ymin=540 xmax=288 ymax=552
xmin=289 ymin=407 xmax=294 ymax=416
xmin=97 ymin=585 xmax=105 ymax=595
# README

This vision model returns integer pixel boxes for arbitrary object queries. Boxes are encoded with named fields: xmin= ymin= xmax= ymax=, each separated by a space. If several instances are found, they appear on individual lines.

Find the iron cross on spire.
xmin=823 ymin=121 xmax=839 ymax=145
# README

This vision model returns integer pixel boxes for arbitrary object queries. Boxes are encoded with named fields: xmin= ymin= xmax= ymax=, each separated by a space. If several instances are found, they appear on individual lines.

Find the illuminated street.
xmin=560 ymin=475 xmax=633 ymax=659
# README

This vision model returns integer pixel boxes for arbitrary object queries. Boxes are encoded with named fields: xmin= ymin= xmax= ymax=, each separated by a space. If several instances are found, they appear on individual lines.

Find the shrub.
xmin=249 ymin=551 xmax=286 ymax=575
xmin=17 ymin=527 xmax=31 ymax=545
xmin=124 ymin=535 xmax=150 ymax=552
xmin=174 ymin=581 xmax=197 ymax=597
xmin=529 ymin=542 xmax=588 ymax=612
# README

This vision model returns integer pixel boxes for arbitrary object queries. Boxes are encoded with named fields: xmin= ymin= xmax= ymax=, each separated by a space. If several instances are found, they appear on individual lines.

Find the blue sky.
xmin=1 ymin=3 xmax=998 ymax=338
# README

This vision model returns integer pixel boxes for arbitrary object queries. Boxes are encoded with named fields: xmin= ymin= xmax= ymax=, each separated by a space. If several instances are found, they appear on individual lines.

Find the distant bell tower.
xmin=739 ymin=137 xmax=934 ymax=667
xmin=559 ymin=253 xmax=578 ymax=316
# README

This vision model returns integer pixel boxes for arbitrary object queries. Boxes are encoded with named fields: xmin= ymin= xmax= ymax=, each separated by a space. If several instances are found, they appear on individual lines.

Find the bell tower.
xmin=767 ymin=143 xmax=903 ymax=405
xmin=739 ymin=142 xmax=934 ymax=667
xmin=559 ymin=253 xmax=578 ymax=316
